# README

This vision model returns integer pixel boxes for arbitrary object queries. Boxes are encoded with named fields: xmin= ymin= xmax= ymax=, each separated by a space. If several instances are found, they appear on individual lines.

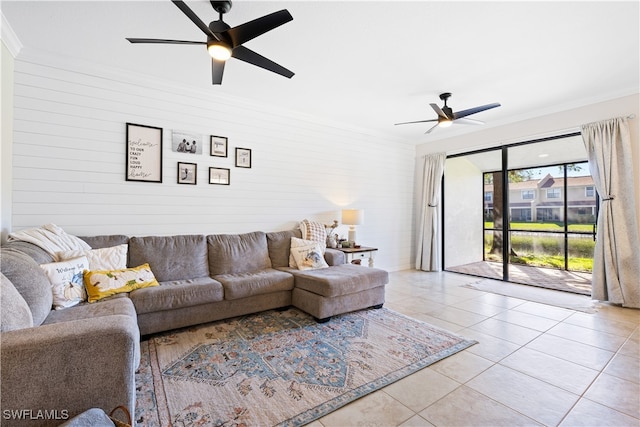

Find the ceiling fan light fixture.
xmin=207 ymin=41 xmax=232 ymax=61
xmin=438 ymin=119 xmax=453 ymax=128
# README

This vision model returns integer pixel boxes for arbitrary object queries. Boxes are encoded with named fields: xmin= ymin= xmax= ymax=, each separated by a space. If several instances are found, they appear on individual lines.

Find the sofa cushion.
xmin=79 ymin=234 xmax=129 ymax=249
xmin=286 ymin=264 xmax=388 ymax=298
xmin=0 ymin=248 xmax=53 ymax=326
xmin=207 ymin=231 xmax=271 ymax=275
xmin=266 ymin=229 xmax=302 ymax=268
xmin=0 ymin=272 xmax=34 ymax=331
xmin=324 ymin=249 xmax=346 ymax=266
xmin=129 ymin=277 xmax=224 ymax=314
xmin=129 ymin=235 xmax=209 ymax=281
xmin=214 ymin=269 xmax=294 ymax=300
xmin=43 ymin=294 xmax=137 ymax=325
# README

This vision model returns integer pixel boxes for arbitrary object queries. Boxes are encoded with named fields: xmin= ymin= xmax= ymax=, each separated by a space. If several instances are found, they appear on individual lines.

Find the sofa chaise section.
xmin=265 ymin=229 xmax=388 ymax=321
xmin=289 ymin=264 xmax=388 ymax=321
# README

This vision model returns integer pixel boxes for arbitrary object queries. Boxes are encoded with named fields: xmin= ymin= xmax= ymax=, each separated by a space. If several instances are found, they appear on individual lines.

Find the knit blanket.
xmin=8 ymin=223 xmax=91 ymax=259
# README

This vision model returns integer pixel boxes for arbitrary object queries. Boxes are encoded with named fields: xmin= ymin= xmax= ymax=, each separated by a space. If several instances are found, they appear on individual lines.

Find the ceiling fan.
xmin=395 ymin=93 xmax=501 ymax=134
xmin=126 ymin=0 xmax=294 ymax=85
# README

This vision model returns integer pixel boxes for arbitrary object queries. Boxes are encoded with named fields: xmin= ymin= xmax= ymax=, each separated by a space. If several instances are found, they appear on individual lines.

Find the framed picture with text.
xmin=177 ymin=162 xmax=197 ymax=185
xmin=209 ymin=167 xmax=230 ymax=185
xmin=126 ymin=123 xmax=163 ymax=183
xmin=210 ymin=135 xmax=228 ymax=157
xmin=235 ymin=147 xmax=252 ymax=168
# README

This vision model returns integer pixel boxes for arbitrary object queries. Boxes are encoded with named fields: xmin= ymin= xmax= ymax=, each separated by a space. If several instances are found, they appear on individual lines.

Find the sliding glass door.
xmin=444 ymin=134 xmax=594 ymax=294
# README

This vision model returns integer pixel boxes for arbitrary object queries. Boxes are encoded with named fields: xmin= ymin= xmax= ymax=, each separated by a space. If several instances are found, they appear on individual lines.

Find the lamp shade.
xmin=342 ymin=209 xmax=364 ymax=226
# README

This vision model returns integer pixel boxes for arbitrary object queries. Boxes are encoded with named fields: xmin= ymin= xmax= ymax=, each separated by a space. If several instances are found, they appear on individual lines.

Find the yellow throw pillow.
xmin=84 ymin=263 xmax=159 ymax=303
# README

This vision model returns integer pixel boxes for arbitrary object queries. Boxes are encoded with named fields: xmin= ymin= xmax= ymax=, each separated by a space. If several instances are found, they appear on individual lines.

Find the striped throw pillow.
xmin=300 ymin=219 xmax=327 ymax=251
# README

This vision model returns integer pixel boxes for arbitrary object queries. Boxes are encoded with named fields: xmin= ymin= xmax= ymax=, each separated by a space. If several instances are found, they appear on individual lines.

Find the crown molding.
xmin=1 ymin=12 xmax=22 ymax=58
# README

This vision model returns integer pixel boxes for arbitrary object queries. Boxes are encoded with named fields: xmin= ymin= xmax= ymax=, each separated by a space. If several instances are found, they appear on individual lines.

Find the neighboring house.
xmin=484 ymin=174 xmax=596 ymax=223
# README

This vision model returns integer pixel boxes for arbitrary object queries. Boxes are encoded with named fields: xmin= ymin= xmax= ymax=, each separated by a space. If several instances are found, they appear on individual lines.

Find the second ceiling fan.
xmin=126 ymin=0 xmax=294 ymax=85
xmin=395 ymin=93 xmax=501 ymax=134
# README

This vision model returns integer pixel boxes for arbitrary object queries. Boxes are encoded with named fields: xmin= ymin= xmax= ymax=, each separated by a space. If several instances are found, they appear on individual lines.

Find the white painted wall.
xmin=1 ymin=37 xmax=16 ymax=243
xmin=443 ymin=157 xmax=484 ymax=268
xmin=7 ymin=50 xmax=416 ymax=271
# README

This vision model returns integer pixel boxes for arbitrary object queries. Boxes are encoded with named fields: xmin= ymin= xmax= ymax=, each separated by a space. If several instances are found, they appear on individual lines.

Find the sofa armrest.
xmin=1 ymin=315 xmax=139 ymax=426
xmin=324 ymin=249 xmax=345 ymax=266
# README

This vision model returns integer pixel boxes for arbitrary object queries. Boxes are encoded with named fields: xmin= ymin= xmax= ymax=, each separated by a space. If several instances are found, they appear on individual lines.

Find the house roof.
xmin=2 ymin=1 xmax=638 ymax=144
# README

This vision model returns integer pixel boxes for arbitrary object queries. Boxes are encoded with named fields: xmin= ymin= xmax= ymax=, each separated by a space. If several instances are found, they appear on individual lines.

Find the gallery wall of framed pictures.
xmin=125 ymin=123 xmax=252 ymax=187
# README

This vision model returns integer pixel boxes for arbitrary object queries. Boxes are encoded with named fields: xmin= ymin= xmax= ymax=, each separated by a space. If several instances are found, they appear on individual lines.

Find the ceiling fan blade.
xmin=212 ymin=58 xmax=226 ymax=85
xmin=430 ymin=103 xmax=449 ymax=119
xmin=453 ymin=103 xmax=501 ymax=119
xmin=126 ymin=38 xmax=205 ymax=45
xmin=172 ymin=0 xmax=220 ymax=41
xmin=394 ymin=119 xmax=438 ymax=126
xmin=425 ymin=123 xmax=440 ymax=134
xmin=226 ymin=10 xmax=293 ymax=47
xmin=231 ymin=46 xmax=294 ymax=78
xmin=454 ymin=117 xmax=485 ymax=125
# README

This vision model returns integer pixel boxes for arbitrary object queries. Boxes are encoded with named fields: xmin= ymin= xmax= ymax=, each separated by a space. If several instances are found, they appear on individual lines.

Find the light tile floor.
xmin=310 ymin=270 xmax=640 ymax=427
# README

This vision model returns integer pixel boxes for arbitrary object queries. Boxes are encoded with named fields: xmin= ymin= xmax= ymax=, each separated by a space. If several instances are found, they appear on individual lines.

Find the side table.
xmin=336 ymin=246 xmax=378 ymax=267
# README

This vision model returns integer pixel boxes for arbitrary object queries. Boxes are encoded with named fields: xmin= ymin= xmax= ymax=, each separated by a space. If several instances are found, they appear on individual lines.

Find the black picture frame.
xmin=235 ymin=147 xmax=252 ymax=168
xmin=209 ymin=167 xmax=230 ymax=185
xmin=210 ymin=135 xmax=228 ymax=157
xmin=126 ymin=123 xmax=163 ymax=183
xmin=177 ymin=162 xmax=197 ymax=185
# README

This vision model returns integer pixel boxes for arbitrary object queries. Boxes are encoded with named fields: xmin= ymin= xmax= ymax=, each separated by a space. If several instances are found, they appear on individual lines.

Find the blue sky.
xmin=526 ymin=162 xmax=591 ymax=179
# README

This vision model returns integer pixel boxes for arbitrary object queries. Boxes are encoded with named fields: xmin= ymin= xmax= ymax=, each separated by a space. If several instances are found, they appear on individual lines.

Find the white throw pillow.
xmin=40 ymin=256 xmax=89 ymax=310
xmin=56 ymin=244 xmax=128 ymax=271
xmin=289 ymin=237 xmax=329 ymax=271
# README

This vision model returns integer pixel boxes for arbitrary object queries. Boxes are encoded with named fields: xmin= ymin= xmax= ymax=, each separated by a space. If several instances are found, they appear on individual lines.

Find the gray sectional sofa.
xmin=0 ymin=228 xmax=388 ymax=426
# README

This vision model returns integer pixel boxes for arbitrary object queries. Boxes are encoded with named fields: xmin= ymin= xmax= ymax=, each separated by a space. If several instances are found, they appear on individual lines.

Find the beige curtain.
xmin=581 ymin=117 xmax=640 ymax=308
xmin=416 ymin=152 xmax=446 ymax=271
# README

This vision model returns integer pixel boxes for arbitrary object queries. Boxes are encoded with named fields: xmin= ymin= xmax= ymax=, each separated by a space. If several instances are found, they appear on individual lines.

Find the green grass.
xmin=510 ymin=255 xmax=593 ymax=272
xmin=484 ymin=231 xmax=595 ymax=272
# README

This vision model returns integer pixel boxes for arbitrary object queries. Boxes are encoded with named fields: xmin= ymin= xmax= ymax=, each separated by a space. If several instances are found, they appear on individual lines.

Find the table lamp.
xmin=342 ymin=209 xmax=364 ymax=244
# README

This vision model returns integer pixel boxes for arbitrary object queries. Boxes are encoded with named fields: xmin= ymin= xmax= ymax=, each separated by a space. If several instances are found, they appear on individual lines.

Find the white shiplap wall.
xmin=10 ymin=51 xmax=417 ymax=271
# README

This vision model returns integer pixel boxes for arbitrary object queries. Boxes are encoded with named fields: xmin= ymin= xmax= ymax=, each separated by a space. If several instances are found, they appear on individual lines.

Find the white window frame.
xmin=585 ymin=186 xmax=595 ymax=197
xmin=547 ymin=188 xmax=561 ymax=199
xmin=521 ymin=190 xmax=535 ymax=200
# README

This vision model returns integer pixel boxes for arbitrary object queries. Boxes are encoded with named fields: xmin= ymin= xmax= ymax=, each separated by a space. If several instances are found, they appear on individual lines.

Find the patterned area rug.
xmin=135 ymin=307 xmax=476 ymax=426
